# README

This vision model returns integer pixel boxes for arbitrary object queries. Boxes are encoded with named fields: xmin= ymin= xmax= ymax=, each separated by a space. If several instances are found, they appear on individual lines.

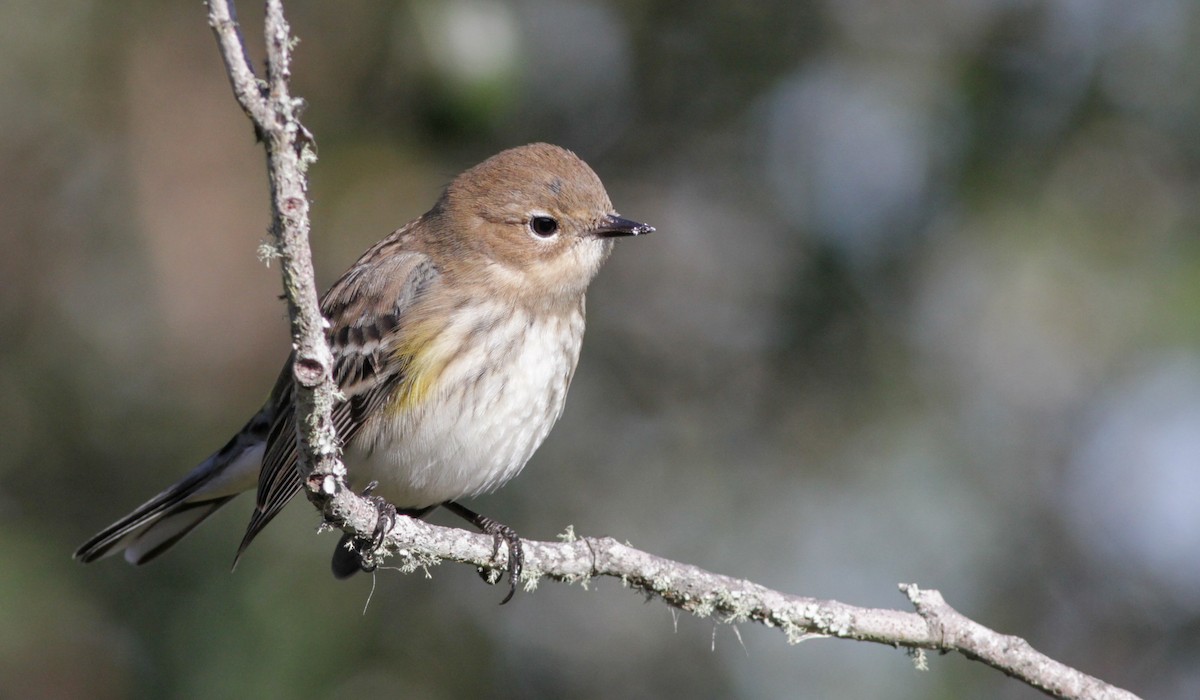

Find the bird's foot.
xmin=443 ymin=501 xmax=524 ymax=605
xmin=330 ymin=481 xmax=397 ymax=579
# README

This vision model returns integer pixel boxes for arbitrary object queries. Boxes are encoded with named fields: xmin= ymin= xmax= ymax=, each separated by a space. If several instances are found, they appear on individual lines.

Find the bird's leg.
xmin=331 ymin=482 xmax=432 ymax=579
xmin=357 ymin=481 xmax=397 ymax=573
xmin=442 ymin=501 xmax=523 ymax=605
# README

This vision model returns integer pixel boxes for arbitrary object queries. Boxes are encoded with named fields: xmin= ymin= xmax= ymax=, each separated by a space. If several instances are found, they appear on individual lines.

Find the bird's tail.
xmin=74 ymin=414 xmax=267 ymax=565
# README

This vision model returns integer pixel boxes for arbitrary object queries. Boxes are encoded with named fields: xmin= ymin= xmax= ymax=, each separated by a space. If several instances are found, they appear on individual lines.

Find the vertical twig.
xmin=205 ymin=0 xmax=347 ymax=511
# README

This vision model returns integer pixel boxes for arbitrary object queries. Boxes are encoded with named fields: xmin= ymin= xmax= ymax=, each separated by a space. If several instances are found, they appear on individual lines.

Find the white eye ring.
xmin=529 ymin=215 xmax=559 ymax=238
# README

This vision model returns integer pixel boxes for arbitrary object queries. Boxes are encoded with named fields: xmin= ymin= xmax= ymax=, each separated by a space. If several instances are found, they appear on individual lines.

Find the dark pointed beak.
xmin=591 ymin=214 xmax=655 ymax=238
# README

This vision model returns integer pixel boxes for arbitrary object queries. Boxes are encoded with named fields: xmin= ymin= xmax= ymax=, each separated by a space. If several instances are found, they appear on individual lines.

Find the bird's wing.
xmin=235 ymin=231 xmax=441 ymax=561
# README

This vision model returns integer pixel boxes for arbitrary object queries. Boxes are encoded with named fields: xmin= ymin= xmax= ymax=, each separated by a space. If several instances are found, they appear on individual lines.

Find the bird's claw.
xmin=358 ymin=496 xmax=398 ymax=573
xmin=477 ymin=517 xmax=523 ymax=605
xmin=330 ymin=482 xmax=397 ymax=579
xmin=443 ymin=501 xmax=524 ymax=604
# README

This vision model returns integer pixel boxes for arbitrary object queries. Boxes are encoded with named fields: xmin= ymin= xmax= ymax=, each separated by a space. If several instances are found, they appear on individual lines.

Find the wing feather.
xmin=235 ymin=228 xmax=441 ymax=560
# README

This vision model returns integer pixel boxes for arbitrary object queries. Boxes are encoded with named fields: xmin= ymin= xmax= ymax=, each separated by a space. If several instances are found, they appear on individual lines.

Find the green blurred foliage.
xmin=3 ymin=1 xmax=1199 ymax=698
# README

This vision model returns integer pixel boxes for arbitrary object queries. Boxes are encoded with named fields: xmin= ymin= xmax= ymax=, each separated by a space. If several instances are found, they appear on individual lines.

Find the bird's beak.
xmin=590 ymin=214 xmax=655 ymax=238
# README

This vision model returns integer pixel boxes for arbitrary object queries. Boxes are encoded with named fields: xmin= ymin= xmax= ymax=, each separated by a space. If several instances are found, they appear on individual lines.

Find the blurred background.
xmin=3 ymin=1 xmax=1199 ymax=698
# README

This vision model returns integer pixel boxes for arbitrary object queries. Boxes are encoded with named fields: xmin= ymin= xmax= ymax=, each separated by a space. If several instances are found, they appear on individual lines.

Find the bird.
xmin=74 ymin=142 xmax=653 ymax=599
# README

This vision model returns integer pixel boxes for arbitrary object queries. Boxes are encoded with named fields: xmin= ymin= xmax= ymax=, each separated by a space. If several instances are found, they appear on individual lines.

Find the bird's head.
xmin=429 ymin=143 xmax=653 ymax=305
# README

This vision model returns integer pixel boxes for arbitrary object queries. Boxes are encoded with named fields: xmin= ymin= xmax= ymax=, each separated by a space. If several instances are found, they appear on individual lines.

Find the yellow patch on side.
xmin=387 ymin=319 xmax=455 ymax=413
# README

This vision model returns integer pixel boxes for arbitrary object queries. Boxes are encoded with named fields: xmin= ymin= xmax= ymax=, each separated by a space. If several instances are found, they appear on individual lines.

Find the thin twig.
xmin=206 ymin=0 xmax=345 ymax=497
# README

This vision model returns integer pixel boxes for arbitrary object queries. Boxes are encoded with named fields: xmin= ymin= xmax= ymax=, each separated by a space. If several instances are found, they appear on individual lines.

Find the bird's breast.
xmin=348 ymin=302 xmax=586 ymax=507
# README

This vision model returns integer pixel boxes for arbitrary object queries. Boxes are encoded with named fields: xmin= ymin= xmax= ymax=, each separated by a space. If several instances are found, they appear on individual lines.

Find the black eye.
xmin=529 ymin=216 xmax=559 ymax=237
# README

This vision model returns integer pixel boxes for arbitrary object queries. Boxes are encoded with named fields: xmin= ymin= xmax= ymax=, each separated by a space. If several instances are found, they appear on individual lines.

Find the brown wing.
xmin=235 ymin=226 xmax=441 ymax=561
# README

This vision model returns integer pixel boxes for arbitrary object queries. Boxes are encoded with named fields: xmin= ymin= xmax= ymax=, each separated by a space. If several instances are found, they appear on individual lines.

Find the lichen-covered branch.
xmin=320 ymin=488 xmax=1140 ymax=700
xmin=206 ymin=0 xmax=345 ymax=492
xmin=201 ymin=3 xmax=1141 ymax=700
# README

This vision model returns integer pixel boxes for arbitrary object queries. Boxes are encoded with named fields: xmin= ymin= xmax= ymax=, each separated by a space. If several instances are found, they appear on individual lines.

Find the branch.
xmin=202 ymin=3 xmax=1141 ymax=699
xmin=206 ymin=0 xmax=346 ymax=492
xmin=320 ymin=497 xmax=1141 ymax=700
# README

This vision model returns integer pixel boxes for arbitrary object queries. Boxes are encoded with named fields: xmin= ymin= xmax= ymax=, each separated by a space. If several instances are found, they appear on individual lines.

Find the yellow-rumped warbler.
xmin=75 ymin=143 xmax=652 ymax=589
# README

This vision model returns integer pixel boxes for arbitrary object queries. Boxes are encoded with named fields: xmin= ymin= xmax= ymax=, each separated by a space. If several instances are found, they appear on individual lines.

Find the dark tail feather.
xmin=74 ymin=487 xmax=236 ymax=565
xmin=231 ymin=479 xmax=301 ymax=570
xmin=76 ymin=412 xmax=267 ymax=565
xmin=127 ymin=497 xmax=236 ymax=564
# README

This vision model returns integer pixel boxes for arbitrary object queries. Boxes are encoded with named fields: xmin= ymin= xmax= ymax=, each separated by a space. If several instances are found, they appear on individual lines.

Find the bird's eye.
xmin=529 ymin=216 xmax=559 ymax=238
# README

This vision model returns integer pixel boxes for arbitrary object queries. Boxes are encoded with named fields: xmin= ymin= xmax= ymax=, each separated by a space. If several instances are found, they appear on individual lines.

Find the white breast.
xmin=347 ymin=304 xmax=584 ymax=508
